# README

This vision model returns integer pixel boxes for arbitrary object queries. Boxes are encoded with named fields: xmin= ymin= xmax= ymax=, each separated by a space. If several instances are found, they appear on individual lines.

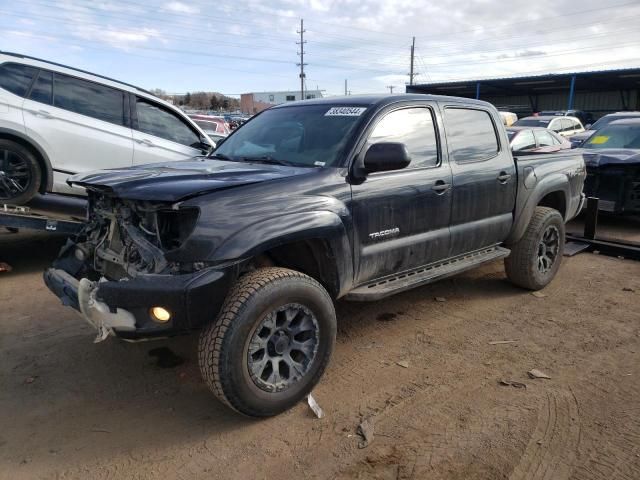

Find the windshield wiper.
xmin=240 ymin=156 xmax=299 ymax=167
xmin=209 ymin=152 xmax=236 ymax=161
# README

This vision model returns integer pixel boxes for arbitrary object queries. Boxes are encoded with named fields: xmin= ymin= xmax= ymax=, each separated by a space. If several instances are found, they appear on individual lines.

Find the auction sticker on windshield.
xmin=325 ymin=107 xmax=367 ymax=116
xmin=590 ymin=135 xmax=610 ymax=145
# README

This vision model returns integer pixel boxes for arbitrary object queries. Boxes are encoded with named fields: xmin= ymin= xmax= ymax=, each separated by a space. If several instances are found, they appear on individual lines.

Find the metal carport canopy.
xmin=406 ymin=67 xmax=640 ymax=110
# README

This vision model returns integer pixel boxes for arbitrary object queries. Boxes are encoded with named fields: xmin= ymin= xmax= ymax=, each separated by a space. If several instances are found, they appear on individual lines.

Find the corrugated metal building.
xmin=406 ymin=68 xmax=640 ymax=119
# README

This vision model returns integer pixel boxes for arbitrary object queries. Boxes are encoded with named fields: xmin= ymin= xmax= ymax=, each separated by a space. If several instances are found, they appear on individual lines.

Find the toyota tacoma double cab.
xmin=44 ymin=95 xmax=586 ymax=417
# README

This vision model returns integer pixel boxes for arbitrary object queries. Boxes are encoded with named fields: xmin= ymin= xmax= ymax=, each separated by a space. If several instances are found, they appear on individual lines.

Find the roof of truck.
xmin=273 ymin=94 xmax=493 ymax=109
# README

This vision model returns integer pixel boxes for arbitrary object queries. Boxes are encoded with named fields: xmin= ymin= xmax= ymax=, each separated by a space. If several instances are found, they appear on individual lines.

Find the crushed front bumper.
xmin=44 ymin=266 xmax=233 ymax=341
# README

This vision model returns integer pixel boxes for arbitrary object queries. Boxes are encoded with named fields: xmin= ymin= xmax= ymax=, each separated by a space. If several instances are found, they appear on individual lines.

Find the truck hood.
xmin=68 ymin=158 xmax=314 ymax=201
xmin=582 ymin=149 xmax=640 ymax=168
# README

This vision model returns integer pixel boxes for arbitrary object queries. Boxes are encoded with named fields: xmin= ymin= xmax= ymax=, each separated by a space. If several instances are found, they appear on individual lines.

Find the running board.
xmin=345 ymin=246 xmax=510 ymax=301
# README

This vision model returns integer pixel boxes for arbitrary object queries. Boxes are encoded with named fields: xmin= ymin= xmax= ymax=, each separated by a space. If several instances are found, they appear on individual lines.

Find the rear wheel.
xmin=0 ymin=140 xmax=41 ymax=205
xmin=505 ymin=207 xmax=565 ymax=290
xmin=198 ymin=267 xmax=336 ymax=417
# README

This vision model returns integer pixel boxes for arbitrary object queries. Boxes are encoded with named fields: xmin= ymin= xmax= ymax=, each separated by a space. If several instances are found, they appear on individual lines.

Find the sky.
xmin=3 ymin=0 xmax=640 ymax=98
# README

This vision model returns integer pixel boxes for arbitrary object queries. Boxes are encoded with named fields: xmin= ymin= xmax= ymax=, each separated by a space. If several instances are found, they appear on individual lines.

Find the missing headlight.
xmin=156 ymin=207 xmax=200 ymax=251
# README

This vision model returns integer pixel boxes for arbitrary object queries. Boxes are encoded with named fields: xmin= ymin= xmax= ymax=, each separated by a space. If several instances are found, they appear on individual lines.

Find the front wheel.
xmin=198 ymin=267 xmax=336 ymax=417
xmin=505 ymin=206 xmax=565 ymax=290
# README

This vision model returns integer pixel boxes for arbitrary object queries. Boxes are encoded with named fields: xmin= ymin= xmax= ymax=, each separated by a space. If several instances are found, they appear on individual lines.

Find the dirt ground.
xmin=1 ymin=224 xmax=639 ymax=480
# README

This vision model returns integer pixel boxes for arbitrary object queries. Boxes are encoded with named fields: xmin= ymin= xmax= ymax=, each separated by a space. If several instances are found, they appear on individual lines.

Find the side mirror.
xmin=215 ymin=136 xmax=227 ymax=147
xmin=363 ymin=142 xmax=411 ymax=173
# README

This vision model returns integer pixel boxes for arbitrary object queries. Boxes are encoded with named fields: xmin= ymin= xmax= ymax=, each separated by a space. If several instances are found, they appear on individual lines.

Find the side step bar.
xmin=345 ymin=246 xmax=510 ymax=301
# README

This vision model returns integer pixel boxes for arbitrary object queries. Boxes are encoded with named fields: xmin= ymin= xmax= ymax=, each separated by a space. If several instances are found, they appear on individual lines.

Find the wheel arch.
xmin=506 ymin=174 xmax=570 ymax=245
xmin=214 ymin=211 xmax=354 ymax=298
xmin=0 ymin=128 xmax=53 ymax=193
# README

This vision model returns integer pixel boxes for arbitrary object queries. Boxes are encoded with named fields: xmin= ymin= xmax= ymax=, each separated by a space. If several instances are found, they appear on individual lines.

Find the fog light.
xmin=150 ymin=307 xmax=171 ymax=323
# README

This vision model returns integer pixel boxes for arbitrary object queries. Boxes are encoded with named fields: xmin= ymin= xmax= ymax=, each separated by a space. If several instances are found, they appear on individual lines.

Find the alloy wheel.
xmin=247 ymin=303 xmax=320 ymax=393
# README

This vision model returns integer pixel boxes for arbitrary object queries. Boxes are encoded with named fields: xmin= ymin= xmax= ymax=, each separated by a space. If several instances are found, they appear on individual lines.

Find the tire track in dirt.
xmin=509 ymin=388 xmax=581 ymax=480
xmin=570 ymin=377 xmax=640 ymax=480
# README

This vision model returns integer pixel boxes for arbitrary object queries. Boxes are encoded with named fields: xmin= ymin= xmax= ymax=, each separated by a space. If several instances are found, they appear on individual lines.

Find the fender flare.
xmin=505 ymin=173 xmax=570 ymax=245
xmin=0 ymin=127 xmax=54 ymax=192
xmin=213 ymin=211 xmax=354 ymax=297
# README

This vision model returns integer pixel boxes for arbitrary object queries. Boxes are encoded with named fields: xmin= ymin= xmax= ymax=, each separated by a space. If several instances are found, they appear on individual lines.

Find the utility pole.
xmin=387 ymin=85 xmax=395 ymax=94
xmin=296 ymin=19 xmax=307 ymax=101
xmin=409 ymin=36 xmax=416 ymax=86
xmin=344 ymin=79 xmax=348 ymax=96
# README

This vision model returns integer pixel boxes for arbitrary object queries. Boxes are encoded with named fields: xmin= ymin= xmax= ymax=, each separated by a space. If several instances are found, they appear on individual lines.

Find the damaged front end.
xmin=45 ymin=192 xmax=233 ymax=341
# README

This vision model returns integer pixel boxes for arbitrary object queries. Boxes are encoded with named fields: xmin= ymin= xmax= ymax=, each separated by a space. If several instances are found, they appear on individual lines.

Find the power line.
xmin=6 ymin=0 xmax=640 ymax=71
xmin=16 ymin=0 xmax=640 ymax=55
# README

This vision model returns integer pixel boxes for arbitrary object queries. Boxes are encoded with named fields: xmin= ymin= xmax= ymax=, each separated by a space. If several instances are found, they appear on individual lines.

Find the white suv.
xmin=0 ymin=51 xmax=213 ymax=204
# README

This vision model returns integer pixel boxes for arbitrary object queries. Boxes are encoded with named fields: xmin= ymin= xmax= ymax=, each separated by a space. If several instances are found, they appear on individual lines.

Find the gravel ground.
xmin=1 ymin=227 xmax=639 ymax=480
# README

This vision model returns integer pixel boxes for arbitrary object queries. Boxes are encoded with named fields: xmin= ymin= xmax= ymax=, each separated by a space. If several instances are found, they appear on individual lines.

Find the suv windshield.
xmin=212 ymin=105 xmax=366 ymax=167
xmin=589 ymin=114 xmax=640 ymax=131
xmin=582 ymin=123 xmax=640 ymax=149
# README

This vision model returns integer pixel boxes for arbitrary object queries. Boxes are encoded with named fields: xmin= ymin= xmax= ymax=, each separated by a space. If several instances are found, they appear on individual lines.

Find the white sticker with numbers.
xmin=325 ymin=107 xmax=367 ymax=117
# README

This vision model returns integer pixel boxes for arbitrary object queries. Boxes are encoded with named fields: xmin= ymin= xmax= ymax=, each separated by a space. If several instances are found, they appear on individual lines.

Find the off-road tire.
xmin=0 ymin=140 xmax=41 ymax=205
xmin=505 ymin=206 xmax=565 ymax=290
xmin=198 ymin=267 xmax=336 ymax=417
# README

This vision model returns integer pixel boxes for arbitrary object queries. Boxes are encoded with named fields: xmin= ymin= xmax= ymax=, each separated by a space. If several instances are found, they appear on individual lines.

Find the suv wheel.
xmin=505 ymin=206 xmax=565 ymax=290
xmin=0 ymin=140 xmax=41 ymax=205
xmin=198 ymin=267 xmax=336 ymax=417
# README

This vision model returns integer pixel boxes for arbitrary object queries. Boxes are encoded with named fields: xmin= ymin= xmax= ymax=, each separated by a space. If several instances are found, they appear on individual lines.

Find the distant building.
xmin=240 ymin=90 xmax=324 ymax=114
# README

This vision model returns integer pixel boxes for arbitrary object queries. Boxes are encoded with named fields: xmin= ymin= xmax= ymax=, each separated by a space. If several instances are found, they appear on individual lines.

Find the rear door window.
xmin=53 ymin=73 xmax=125 ymax=126
xmin=367 ymin=107 xmax=439 ymax=169
xmin=444 ymin=108 xmax=499 ymax=163
xmin=135 ymin=97 xmax=201 ymax=147
xmin=28 ymin=70 xmax=53 ymax=105
xmin=0 ymin=63 xmax=37 ymax=97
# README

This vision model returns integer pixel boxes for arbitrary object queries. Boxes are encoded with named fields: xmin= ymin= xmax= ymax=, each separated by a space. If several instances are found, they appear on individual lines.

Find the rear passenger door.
xmin=350 ymin=103 xmax=452 ymax=285
xmin=131 ymin=96 xmax=204 ymax=165
xmin=22 ymin=71 xmax=134 ymax=194
xmin=443 ymin=106 xmax=517 ymax=257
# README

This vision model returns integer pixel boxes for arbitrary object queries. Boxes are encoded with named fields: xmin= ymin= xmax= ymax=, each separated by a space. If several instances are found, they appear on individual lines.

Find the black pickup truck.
xmin=44 ymin=95 xmax=586 ymax=417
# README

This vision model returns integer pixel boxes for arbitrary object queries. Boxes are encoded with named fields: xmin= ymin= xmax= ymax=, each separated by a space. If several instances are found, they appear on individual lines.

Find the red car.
xmin=188 ymin=114 xmax=231 ymax=136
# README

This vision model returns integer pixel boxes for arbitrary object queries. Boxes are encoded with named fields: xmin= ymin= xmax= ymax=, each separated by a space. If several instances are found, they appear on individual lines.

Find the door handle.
xmin=37 ymin=110 xmax=53 ymax=119
xmin=497 ymin=172 xmax=512 ymax=184
xmin=137 ymin=138 xmax=155 ymax=147
xmin=432 ymin=180 xmax=451 ymax=194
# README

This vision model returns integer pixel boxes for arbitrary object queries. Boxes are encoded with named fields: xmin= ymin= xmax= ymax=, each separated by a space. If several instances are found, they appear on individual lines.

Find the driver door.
xmin=349 ymin=104 xmax=452 ymax=285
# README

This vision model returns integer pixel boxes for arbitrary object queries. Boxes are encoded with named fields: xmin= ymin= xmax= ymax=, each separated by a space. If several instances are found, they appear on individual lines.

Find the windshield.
xmin=513 ymin=118 xmax=550 ymax=127
xmin=212 ymin=105 xmax=366 ymax=167
xmin=582 ymin=123 xmax=640 ymax=149
xmin=589 ymin=115 xmax=639 ymax=131
xmin=506 ymin=130 xmax=517 ymax=141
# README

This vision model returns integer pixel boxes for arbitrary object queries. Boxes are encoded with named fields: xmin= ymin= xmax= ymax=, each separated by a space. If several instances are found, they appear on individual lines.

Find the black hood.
xmin=582 ymin=149 xmax=640 ymax=168
xmin=68 ymin=158 xmax=314 ymax=201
